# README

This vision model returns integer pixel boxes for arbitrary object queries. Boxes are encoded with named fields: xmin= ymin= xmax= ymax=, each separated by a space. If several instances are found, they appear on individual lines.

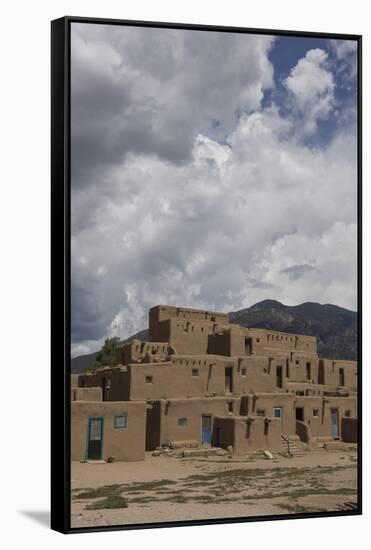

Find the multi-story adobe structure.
xmin=71 ymin=305 xmax=358 ymax=462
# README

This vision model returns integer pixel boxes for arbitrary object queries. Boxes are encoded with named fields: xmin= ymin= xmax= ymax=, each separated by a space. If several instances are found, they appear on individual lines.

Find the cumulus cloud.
xmin=71 ymin=24 xmax=275 ymax=188
xmin=70 ymin=25 xmax=358 ymax=357
xmin=284 ymin=48 xmax=335 ymax=137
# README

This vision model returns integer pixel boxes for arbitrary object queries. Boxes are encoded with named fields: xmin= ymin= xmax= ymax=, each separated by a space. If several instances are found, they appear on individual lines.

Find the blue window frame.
xmin=114 ymin=414 xmax=128 ymax=429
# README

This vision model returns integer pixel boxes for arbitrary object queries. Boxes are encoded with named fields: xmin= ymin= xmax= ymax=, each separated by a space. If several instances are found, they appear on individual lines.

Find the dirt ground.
xmin=71 ymin=445 xmax=358 ymax=528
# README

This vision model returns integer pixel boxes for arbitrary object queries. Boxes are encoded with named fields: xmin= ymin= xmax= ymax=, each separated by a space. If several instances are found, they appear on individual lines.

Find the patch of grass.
xmin=85 ymin=495 xmax=128 ymax=510
xmin=183 ymin=468 xmax=270 ymax=484
xmin=73 ymin=484 xmax=122 ymax=500
xmin=124 ymin=479 xmax=177 ymax=492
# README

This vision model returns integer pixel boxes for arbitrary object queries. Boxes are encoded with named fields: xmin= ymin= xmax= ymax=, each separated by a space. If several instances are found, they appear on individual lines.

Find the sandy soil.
xmin=71 ymin=446 xmax=358 ymax=528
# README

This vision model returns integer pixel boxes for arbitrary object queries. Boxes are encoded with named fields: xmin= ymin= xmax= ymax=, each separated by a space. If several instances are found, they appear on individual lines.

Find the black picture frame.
xmin=51 ymin=15 xmax=362 ymax=534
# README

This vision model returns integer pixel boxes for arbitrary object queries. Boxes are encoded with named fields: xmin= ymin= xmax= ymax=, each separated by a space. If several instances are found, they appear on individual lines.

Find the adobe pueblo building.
xmin=71 ymin=305 xmax=358 ymax=462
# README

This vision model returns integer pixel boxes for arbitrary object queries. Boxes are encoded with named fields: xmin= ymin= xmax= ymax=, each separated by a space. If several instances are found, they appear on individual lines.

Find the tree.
xmin=85 ymin=336 xmax=121 ymax=373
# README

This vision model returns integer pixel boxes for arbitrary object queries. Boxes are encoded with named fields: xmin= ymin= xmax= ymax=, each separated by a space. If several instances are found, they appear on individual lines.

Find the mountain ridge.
xmin=71 ymin=300 xmax=357 ymax=373
xmin=229 ymin=300 xmax=357 ymax=361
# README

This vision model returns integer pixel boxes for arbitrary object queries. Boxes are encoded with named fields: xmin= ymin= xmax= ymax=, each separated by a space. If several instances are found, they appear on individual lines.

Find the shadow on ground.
xmin=20 ymin=510 xmax=50 ymax=528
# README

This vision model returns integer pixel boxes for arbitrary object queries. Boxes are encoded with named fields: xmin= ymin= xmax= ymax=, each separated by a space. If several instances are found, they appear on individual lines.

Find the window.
xmin=296 ymin=360 xmax=300 ymax=366
xmin=256 ymin=338 xmax=260 ymax=343
xmin=257 ymin=409 xmax=266 ymax=417
xmin=241 ymin=368 xmax=247 ymax=376
xmin=227 ymin=402 xmax=233 ymax=413
xmin=145 ymin=375 xmax=153 ymax=384
xmin=192 ymin=368 xmax=199 ymax=377
xmin=345 ymin=410 xmax=351 ymax=417
xmin=114 ymin=414 xmax=128 ymax=429
xmin=178 ymin=417 xmax=188 ymax=427
xmin=313 ymin=409 xmax=319 ymax=417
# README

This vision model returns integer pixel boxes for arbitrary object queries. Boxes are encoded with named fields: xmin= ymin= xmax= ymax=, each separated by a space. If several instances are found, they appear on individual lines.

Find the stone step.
xmin=280 ymin=440 xmax=305 ymax=456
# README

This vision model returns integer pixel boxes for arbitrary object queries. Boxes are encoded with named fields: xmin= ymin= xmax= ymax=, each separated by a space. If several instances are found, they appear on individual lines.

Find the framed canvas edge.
xmin=50 ymin=15 xmax=362 ymax=534
xmin=51 ymin=16 xmax=71 ymax=534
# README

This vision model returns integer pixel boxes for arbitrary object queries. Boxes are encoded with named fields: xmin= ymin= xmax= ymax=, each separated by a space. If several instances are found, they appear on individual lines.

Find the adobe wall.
xmin=289 ymin=353 xmax=319 ymax=384
xmin=72 ymin=387 xmax=102 ymax=402
xmin=78 ymin=368 xmax=131 ymax=401
xmin=294 ymin=395 xmax=357 ymax=439
xmin=237 ymin=356 xmax=281 ymax=393
xmin=80 ymin=354 xmax=352 ymax=404
xmin=129 ymin=354 xmax=291 ymax=400
xmin=286 ymin=382 xmax=330 ymax=396
xmin=206 ymin=326 xmax=318 ymax=359
xmin=319 ymin=359 xmax=357 ymax=388
xmin=212 ymin=416 xmax=282 ymax=454
xmin=71 ymin=374 xmax=79 ymax=388
xmin=71 ymin=401 xmax=146 ymax=461
xmin=149 ymin=397 xmax=240 ymax=446
xmin=149 ymin=305 xmax=228 ymax=337
xmin=246 ymin=328 xmax=317 ymax=356
xmin=129 ymin=357 xmax=238 ymax=400
xmin=149 ymin=317 xmax=217 ymax=355
xmin=116 ymin=339 xmax=171 ymax=365
xmin=334 ymin=360 xmax=357 ymax=389
xmin=169 ymin=318 xmax=217 ymax=355
xmin=211 ymin=417 xmax=235 ymax=449
xmin=207 ymin=329 xmax=231 ymax=356
xmin=341 ymin=417 xmax=358 ymax=443
xmin=250 ymin=393 xmax=296 ymax=435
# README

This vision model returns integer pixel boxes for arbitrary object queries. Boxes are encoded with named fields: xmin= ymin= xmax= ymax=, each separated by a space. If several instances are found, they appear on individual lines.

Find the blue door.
xmin=202 ymin=415 xmax=212 ymax=445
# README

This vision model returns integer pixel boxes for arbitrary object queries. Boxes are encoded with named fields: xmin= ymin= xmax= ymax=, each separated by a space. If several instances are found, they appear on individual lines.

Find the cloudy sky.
xmin=70 ymin=24 xmax=358 ymax=357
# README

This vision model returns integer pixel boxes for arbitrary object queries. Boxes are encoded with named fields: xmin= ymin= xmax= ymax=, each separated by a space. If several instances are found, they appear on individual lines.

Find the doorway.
xmin=244 ymin=337 xmax=252 ymax=355
xmin=295 ymin=407 xmax=304 ymax=422
xmin=339 ymin=368 xmax=345 ymax=386
xmin=86 ymin=417 xmax=104 ymax=460
xmin=215 ymin=427 xmax=222 ymax=447
xmin=330 ymin=408 xmax=339 ymax=438
xmin=201 ymin=415 xmax=212 ymax=445
xmin=306 ymin=362 xmax=311 ymax=380
xmin=225 ymin=367 xmax=233 ymax=393
xmin=276 ymin=366 xmax=283 ymax=388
